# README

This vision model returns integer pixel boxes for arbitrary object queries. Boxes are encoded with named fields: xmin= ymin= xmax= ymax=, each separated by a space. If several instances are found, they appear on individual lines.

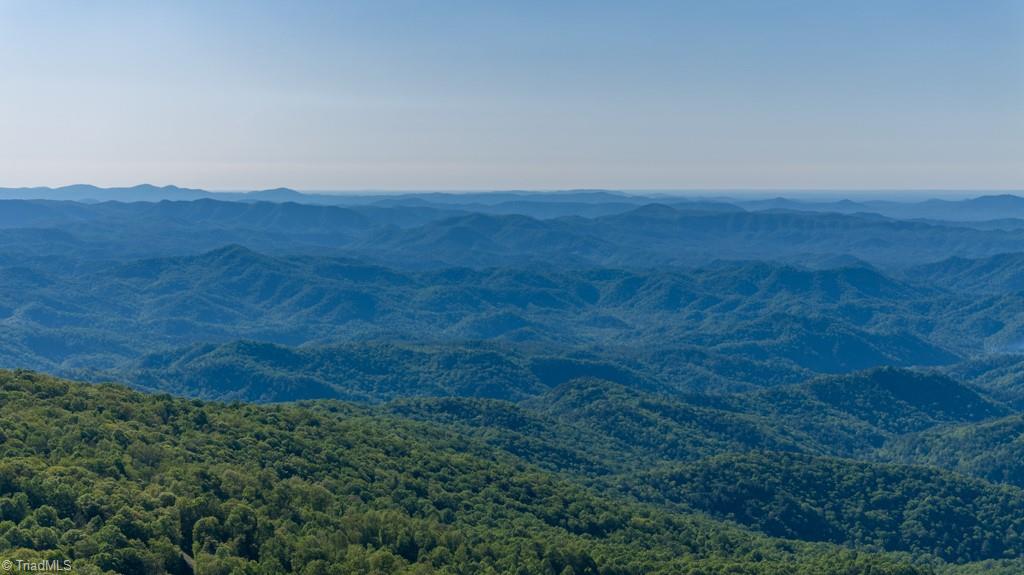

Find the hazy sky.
xmin=1 ymin=0 xmax=1022 ymax=191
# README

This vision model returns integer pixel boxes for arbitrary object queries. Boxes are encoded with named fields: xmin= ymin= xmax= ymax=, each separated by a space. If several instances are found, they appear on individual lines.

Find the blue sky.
xmin=1 ymin=0 xmax=1021 ymax=191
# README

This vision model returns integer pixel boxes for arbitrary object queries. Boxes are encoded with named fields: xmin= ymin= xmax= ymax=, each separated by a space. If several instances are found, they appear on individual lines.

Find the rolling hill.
xmin=0 ymin=369 xmax=943 ymax=574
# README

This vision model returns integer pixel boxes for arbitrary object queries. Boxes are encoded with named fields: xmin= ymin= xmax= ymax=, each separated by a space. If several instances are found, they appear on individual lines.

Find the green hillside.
xmin=881 ymin=414 xmax=1024 ymax=488
xmin=632 ymin=452 xmax=1024 ymax=562
xmin=0 ymin=370 xmax=942 ymax=575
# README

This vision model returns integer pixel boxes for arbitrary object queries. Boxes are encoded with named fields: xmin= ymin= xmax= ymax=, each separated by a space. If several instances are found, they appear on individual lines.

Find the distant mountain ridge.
xmin=2 ymin=245 xmax=992 ymax=377
xmin=907 ymin=253 xmax=1024 ymax=293
xmin=736 ymin=193 xmax=1024 ymax=221
xmin=0 ymin=183 xmax=216 ymax=202
xmin=8 ymin=196 xmax=1024 ymax=268
xmin=5 ymin=184 xmax=1024 ymax=221
xmin=0 ymin=184 xmax=651 ymax=208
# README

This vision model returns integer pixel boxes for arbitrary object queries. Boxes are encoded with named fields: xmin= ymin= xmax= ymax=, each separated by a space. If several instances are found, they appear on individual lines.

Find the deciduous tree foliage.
xmin=0 ymin=370 xmax=934 ymax=574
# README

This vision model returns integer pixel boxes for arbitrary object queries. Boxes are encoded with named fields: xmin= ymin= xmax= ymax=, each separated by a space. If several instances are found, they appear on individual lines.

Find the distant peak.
xmin=128 ymin=184 xmax=185 ymax=191
xmin=969 ymin=194 xmax=1024 ymax=203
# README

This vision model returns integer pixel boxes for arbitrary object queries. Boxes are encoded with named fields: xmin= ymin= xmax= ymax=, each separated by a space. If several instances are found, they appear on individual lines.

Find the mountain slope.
xmin=527 ymin=378 xmax=818 ymax=461
xmin=907 ymin=253 xmax=1024 ymax=294
xmin=0 ymin=369 xmax=934 ymax=574
xmin=680 ymin=368 xmax=1012 ymax=457
xmin=881 ymin=414 xmax=1024 ymax=488
xmin=125 ymin=341 xmax=551 ymax=402
xmin=946 ymin=353 xmax=1024 ymax=408
xmin=634 ymin=451 xmax=1024 ymax=562
xmin=1 ymin=247 xmax=978 ymax=380
xmin=765 ymin=368 xmax=1008 ymax=434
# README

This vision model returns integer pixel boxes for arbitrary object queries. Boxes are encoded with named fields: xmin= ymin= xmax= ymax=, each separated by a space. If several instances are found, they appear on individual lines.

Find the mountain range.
xmin=6 ymin=184 xmax=1024 ymax=221
xmin=3 ymin=188 xmax=1024 ymax=573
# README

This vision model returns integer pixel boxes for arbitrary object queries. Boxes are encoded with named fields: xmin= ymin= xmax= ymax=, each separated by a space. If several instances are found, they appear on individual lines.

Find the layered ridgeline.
xmin=388 ymin=369 xmax=1011 ymax=472
xmin=7 ymin=186 xmax=1024 ymax=221
xmin=4 ymin=191 xmax=1024 ymax=574
xmin=7 ymin=195 xmax=1024 ymax=268
xmin=8 ymin=185 xmax=1024 ymax=223
xmin=10 ymin=245 xmax=1024 ymax=381
xmin=3 ymin=369 xmax=1024 ymax=574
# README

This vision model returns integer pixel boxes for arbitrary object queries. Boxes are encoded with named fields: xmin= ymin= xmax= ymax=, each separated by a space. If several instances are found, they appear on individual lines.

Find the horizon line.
xmin=3 ymin=183 xmax=1024 ymax=196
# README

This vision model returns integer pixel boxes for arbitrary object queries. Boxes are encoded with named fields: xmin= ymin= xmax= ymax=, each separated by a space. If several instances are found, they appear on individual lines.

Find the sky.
xmin=0 ymin=0 xmax=1022 ymax=191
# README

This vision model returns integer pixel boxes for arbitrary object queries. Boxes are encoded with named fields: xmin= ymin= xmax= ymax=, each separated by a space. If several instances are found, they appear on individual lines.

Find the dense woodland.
xmin=0 ymin=370 xmax=949 ymax=575
xmin=2 ymin=188 xmax=1024 ymax=573
xmin=5 ymin=369 xmax=1024 ymax=575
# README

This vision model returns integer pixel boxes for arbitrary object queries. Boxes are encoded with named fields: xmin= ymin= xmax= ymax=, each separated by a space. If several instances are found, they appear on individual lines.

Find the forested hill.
xmin=9 ymin=245 xmax=1024 ymax=383
xmin=0 ymin=369 xmax=951 ymax=575
xmin=2 ymin=369 xmax=1024 ymax=573
xmin=7 ymin=186 xmax=1024 ymax=223
xmin=7 ymin=197 xmax=1024 ymax=268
